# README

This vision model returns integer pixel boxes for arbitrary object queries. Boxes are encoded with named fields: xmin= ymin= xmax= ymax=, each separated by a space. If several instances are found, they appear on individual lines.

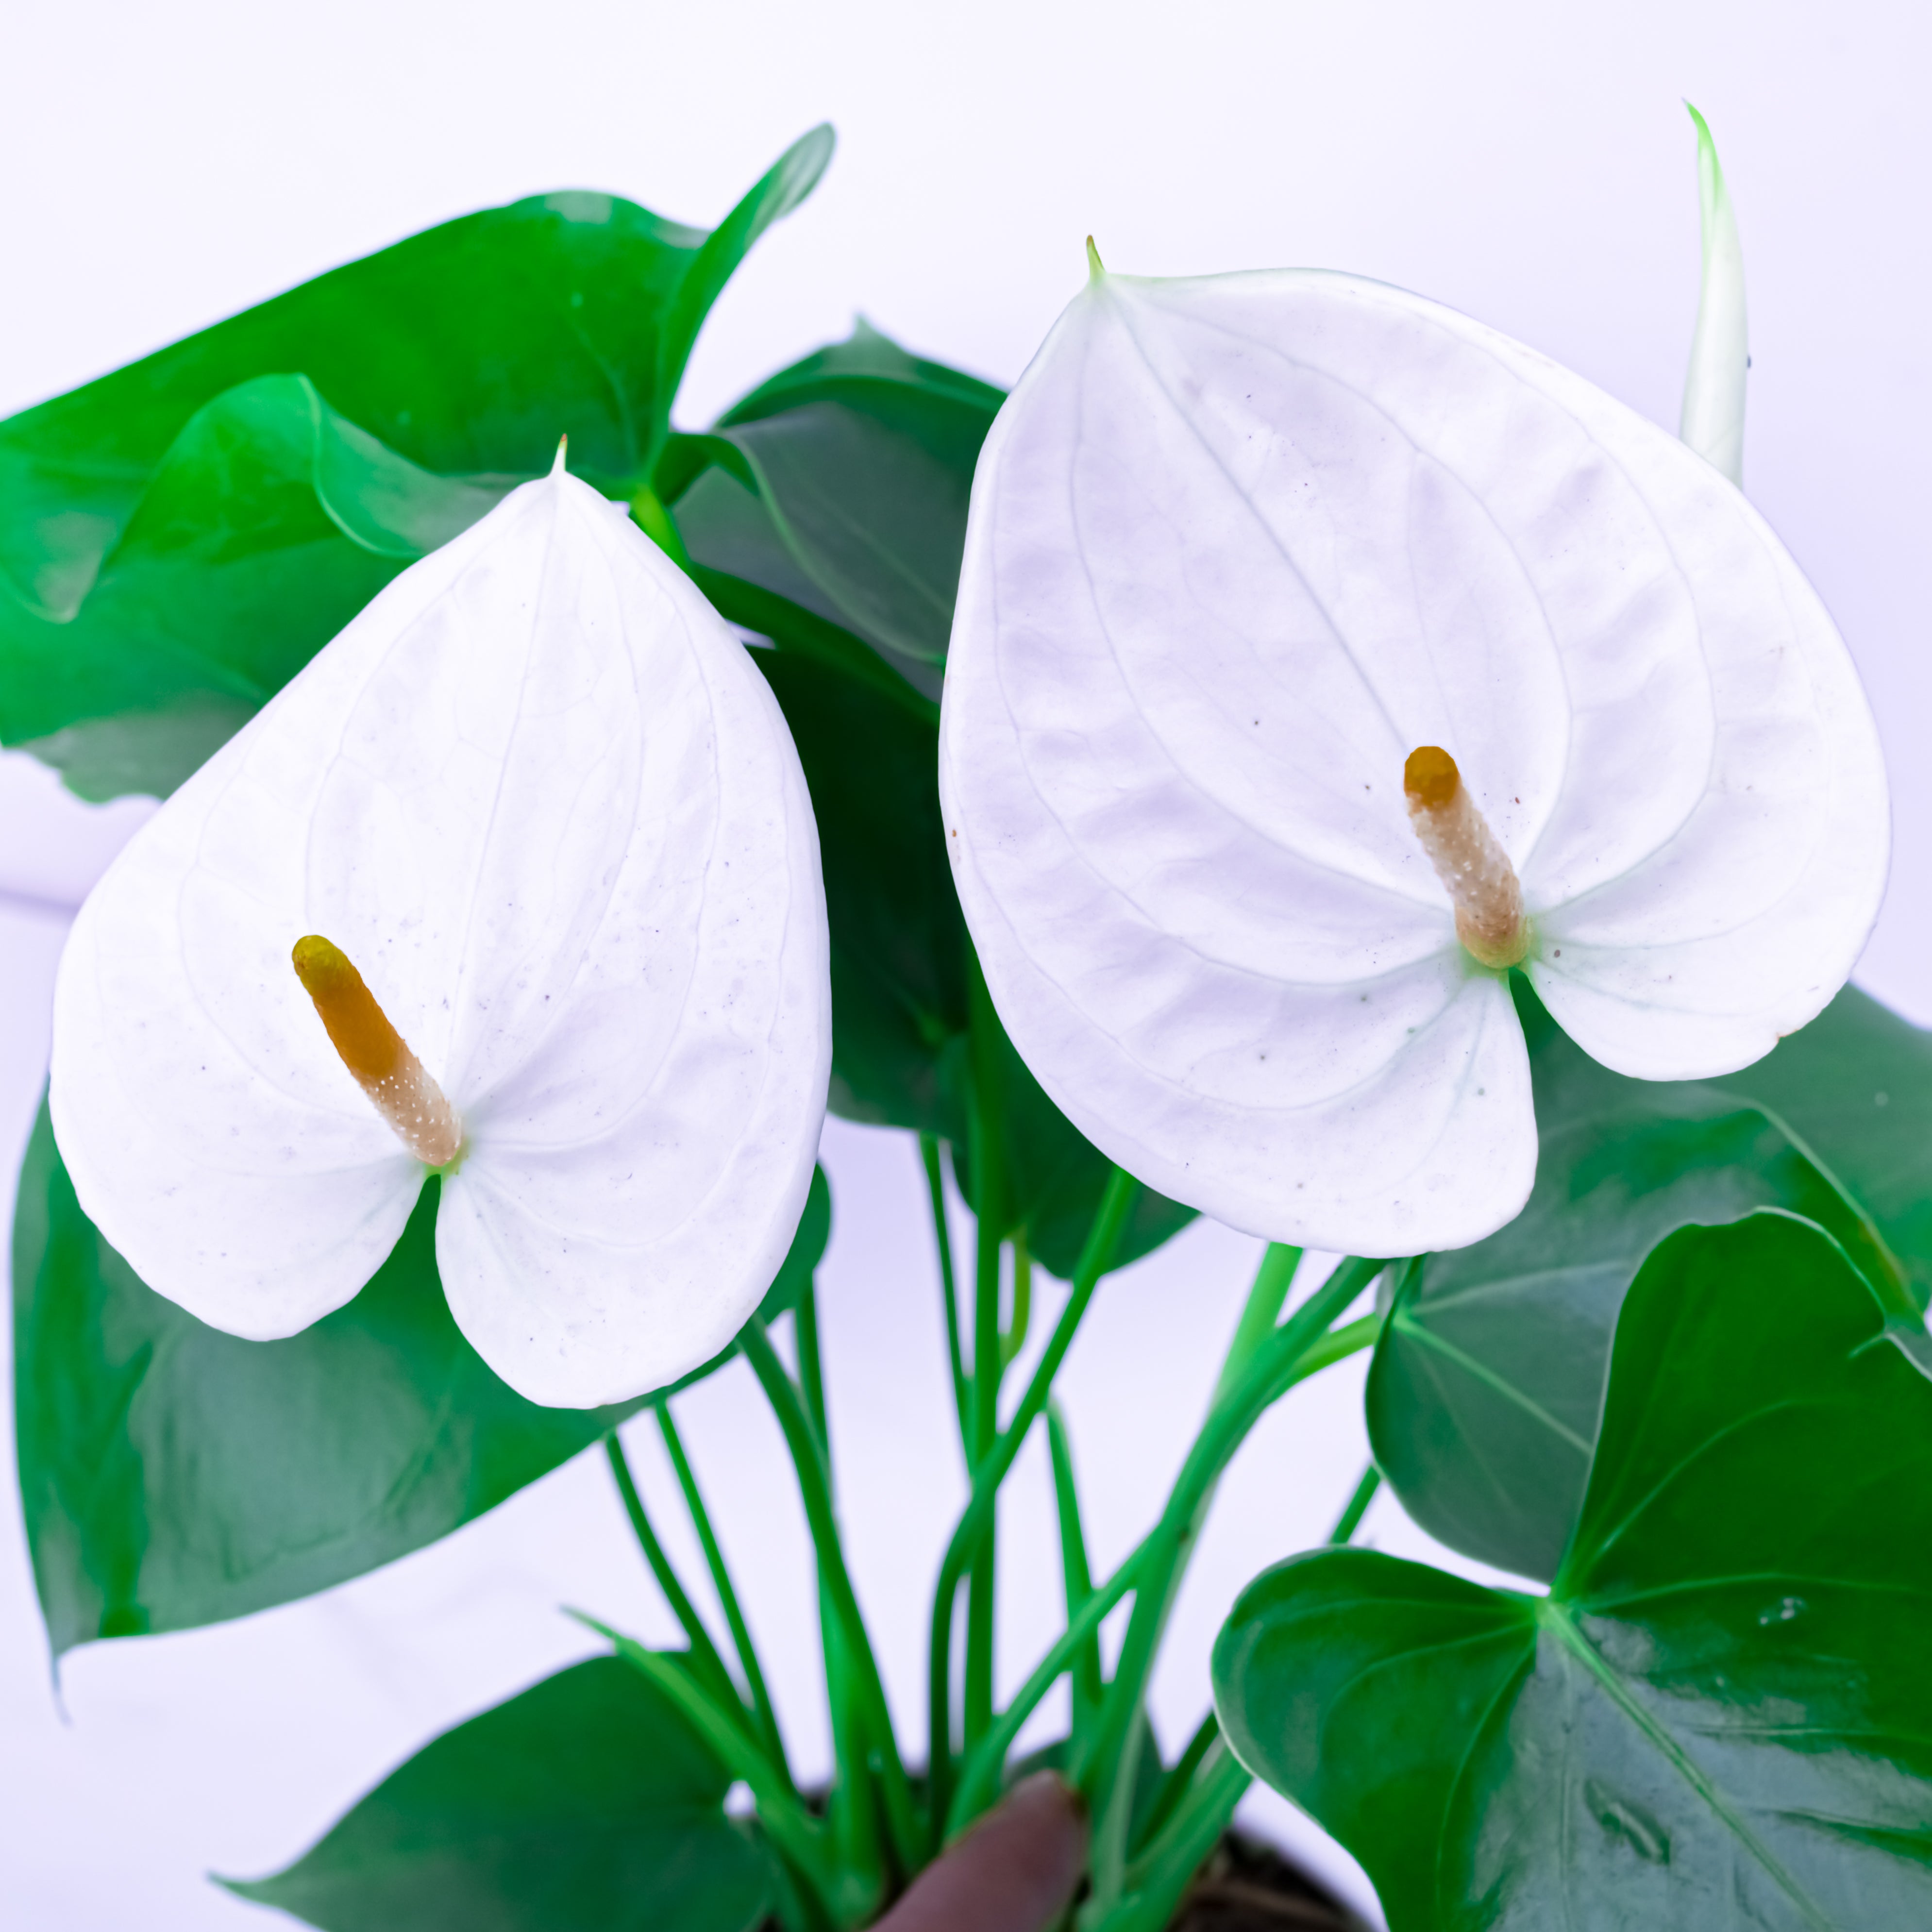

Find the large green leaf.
xmin=12 ymin=1100 xmax=828 ymax=1652
xmin=673 ymin=320 xmax=1001 ymax=694
xmin=752 ymin=642 xmax=964 ymax=1133
xmin=1217 ymin=1210 xmax=1932 ymax=1932
xmin=1368 ymin=981 xmax=1932 ymax=1582
xmin=1 ymin=129 xmax=832 ymax=795
xmin=225 ymin=1655 xmax=770 ymax=1931
xmin=1366 ymin=997 xmax=1911 ymax=1581
xmin=1716 ymin=982 xmax=1932 ymax=1309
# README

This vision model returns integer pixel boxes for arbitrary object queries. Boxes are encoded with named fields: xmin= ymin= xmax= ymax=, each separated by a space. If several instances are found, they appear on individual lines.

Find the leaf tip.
xmin=552 ymin=434 xmax=569 ymax=477
xmin=1085 ymin=235 xmax=1106 ymax=283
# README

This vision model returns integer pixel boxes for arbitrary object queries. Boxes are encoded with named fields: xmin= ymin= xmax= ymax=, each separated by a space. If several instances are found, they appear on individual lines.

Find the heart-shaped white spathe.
xmin=51 ymin=465 xmax=831 ymax=1407
xmin=939 ymin=266 xmax=1887 ymax=1258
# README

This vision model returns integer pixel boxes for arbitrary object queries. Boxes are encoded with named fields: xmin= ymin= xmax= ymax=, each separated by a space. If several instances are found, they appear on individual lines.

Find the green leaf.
xmin=752 ymin=641 xmax=964 ymax=1132
xmin=1367 ymin=994 xmax=1909 ymax=1581
xmin=1217 ymin=1210 xmax=1932 ymax=1932
xmin=10 ymin=374 xmax=505 ymax=797
xmin=673 ymin=320 xmax=1002 ymax=691
xmin=1714 ymin=983 xmax=1932 ymax=1311
xmin=224 ymin=1654 xmax=771 ymax=1932
xmin=12 ymin=1099 xmax=828 ymax=1652
xmin=0 ymin=129 xmax=832 ymax=793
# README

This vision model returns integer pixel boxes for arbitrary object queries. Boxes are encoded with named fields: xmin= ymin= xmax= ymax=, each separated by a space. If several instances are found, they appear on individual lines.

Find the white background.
xmin=3 ymin=2 xmax=1930 ymax=1925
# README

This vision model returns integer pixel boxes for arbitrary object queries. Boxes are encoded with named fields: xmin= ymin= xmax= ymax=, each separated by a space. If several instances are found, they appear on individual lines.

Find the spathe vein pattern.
xmin=51 ymin=466 xmax=831 ymax=1408
xmin=939 ymin=266 xmax=1887 ymax=1256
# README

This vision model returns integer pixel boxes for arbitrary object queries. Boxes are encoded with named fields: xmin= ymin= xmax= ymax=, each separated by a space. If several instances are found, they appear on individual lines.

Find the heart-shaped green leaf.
xmin=673 ymin=320 xmax=1001 ymax=693
xmin=1716 ymin=982 xmax=1932 ymax=1309
xmin=1369 ymin=981 xmax=1930 ymax=1582
xmin=224 ymin=1655 xmax=771 ymax=1931
xmin=1 ymin=130 xmax=831 ymax=795
xmin=12 ymin=1100 xmax=827 ymax=1652
xmin=1217 ymin=1209 xmax=1932 ymax=1932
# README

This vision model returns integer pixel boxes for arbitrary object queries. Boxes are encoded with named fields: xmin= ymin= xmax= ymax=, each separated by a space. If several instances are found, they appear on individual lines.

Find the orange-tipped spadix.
xmin=1403 ymin=749 xmax=1529 ymax=971
xmin=292 ymin=936 xmax=463 ymax=1166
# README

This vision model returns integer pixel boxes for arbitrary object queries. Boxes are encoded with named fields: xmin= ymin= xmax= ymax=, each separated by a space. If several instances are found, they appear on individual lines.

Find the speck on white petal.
xmin=50 ymin=470 xmax=831 ymax=1407
xmin=939 ymin=268 xmax=1886 ymax=1257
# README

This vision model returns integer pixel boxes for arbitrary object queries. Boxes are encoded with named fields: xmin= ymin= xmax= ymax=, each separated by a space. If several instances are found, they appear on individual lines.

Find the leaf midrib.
xmin=1536 ymin=1597 xmax=1834 ymax=1931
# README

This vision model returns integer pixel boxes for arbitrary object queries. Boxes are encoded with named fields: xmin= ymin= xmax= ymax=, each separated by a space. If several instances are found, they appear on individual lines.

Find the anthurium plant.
xmin=8 ymin=110 xmax=1930 ymax=1932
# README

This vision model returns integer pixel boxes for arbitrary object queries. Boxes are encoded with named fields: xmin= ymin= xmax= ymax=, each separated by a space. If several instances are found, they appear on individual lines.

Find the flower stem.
xmin=1327 ymin=1461 xmax=1383 ymax=1546
xmin=795 ymin=1280 xmax=831 ymax=1455
xmin=963 ymin=955 xmax=1009 ymax=1752
xmin=924 ymin=1166 xmax=1139 ymax=1845
xmin=1210 ymin=1243 xmax=1301 ymax=1408
xmin=1000 ymin=1232 xmax=1034 ymax=1370
xmin=655 ymin=1404 xmax=793 ymax=1789
xmin=947 ymin=1537 xmax=1147 ymax=1834
xmin=604 ymin=1433 xmax=743 ymax=1724
xmin=1096 ymin=1733 xmax=1252 ymax=1932
xmin=922 ymin=1132 xmax=970 ymax=1462
xmin=739 ymin=1316 xmax=923 ymax=1879
xmin=1077 ymin=1261 xmax=1387 ymax=1909
xmin=1045 ymin=1401 xmax=1102 ymax=1753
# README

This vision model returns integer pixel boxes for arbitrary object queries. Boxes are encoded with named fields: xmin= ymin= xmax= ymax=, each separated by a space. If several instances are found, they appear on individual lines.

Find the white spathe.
xmin=939 ymin=267 xmax=1888 ymax=1259
xmin=50 ymin=467 xmax=831 ymax=1408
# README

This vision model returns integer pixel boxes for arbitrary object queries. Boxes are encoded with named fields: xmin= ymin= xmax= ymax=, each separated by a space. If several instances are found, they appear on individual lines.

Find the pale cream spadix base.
xmin=1402 ymin=748 xmax=1529 ymax=971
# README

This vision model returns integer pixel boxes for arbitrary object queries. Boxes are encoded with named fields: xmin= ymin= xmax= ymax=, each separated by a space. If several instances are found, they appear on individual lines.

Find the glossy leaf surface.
xmin=1370 ymin=981 xmax=1932 ymax=1580
xmin=12 ymin=1101 xmax=826 ymax=1653
xmin=674 ymin=320 xmax=1001 ymax=694
xmin=1367 ymin=986 xmax=1910 ymax=1580
xmin=1218 ymin=1210 xmax=1932 ymax=1931
xmin=227 ymin=1655 xmax=770 ymax=1931
xmin=1 ymin=130 xmax=831 ymax=795
xmin=1719 ymin=982 xmax=1932 ymax=1308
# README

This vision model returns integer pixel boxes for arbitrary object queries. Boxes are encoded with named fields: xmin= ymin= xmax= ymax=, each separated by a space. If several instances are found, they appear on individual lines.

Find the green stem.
xmin=796 ymin=1280 xmax=831 ymax=1462
xmin=1103 ymin=1736 xmax=1252 ymax=1932
xmin=963 ymin=955 xmax=1009 ymax=1751
xmin=1210 ymin=1243 xmax=1302 ymax=1409
xmin=925 ymin=1167 xmax=1140 ymax=1845
xmin=656 ymin=1405 xmax=793 ymax=1788
xmin=604 ymin=1433 xmax=743 ymax=1723
xmin=1079 ymin=1262 xmax=1387 ymax=1906
xmin=576 ymin=1613 xmax=836 ymax=1913
xmin=786 ymin=1281 xmax=878 ymax=1883
xmin=947 ymin=1539 xmax=1148 ymax=1835
xmin=922 ymin=1132 xmax=970 ymax=1460
xmin=739 ymin=1317 xmax=923 ymax=1878
xmin=1327 ymin=1462 xmax=1383 ymax=1546
xmin=1000 ymin=1231 xmax=1034 ymax=1370
xmin=629 ymin=487 xmax=693 ymax=569
xmin=1131 ymin=1710 xmax=1218 ymax=1856
xmin=1045 ymin=1401 xmax=1103 ymax=1751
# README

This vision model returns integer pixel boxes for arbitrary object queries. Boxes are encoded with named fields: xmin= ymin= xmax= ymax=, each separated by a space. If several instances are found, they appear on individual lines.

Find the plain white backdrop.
xmin=3 ymin=3 xmax=1930 ymax=1925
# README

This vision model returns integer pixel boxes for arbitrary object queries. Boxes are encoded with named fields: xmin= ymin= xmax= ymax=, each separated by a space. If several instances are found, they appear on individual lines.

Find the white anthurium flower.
xmin=939 ymin=252 xmax=1888 ymax=1259
xmin=50 ymin=455 xmax=831 ymax=1408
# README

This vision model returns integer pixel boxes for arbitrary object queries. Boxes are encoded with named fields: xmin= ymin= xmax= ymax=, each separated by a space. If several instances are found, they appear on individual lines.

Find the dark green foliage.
xmin=1219 ymin=1210 xmax=1932 ymax=1931
xmin=0 ymin=130 xmax=830 ymax=796
xmin=12 ymin=1100 xmax=827 ymax=1653
xmin=226 ymin=1656 xmax=771 ymax=1931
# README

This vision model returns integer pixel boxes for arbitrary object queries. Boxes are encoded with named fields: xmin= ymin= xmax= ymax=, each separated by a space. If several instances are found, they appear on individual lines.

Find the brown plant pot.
xmin=860 ymin=1776 xmax=1367 ymax=1932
